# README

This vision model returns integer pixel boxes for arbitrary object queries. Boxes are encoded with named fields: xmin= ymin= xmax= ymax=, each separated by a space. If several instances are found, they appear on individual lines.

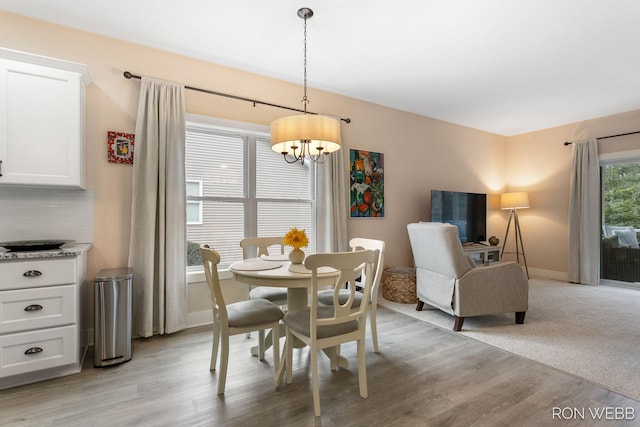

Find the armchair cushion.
xmin=604 ymin=226 xmax=639 ymax=248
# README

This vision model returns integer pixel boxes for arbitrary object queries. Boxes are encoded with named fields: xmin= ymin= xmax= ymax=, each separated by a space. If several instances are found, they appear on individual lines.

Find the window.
xmin=185 ymin=117 xmax=315 ymax=271
xmin=186 ymin=180 xmax=203 ymax=224
xmin=600 ymin=153 xmax=640 ymax=286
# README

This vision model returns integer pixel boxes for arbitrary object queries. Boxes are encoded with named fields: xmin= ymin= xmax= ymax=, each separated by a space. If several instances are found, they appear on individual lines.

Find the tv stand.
xmin=462 ymin=244 xmax=501 ymax=265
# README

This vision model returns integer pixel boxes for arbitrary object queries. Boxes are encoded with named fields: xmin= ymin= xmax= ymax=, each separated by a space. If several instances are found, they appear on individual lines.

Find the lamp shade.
xmin=501 ymin=192 xmax=530 ymax=210
xmin=270 ymin=114 xmax=341 ymax=156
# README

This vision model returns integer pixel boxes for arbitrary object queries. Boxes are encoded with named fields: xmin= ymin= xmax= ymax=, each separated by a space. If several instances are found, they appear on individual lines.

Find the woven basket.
xmin=382 ymin=267 xmax=418 ymax=304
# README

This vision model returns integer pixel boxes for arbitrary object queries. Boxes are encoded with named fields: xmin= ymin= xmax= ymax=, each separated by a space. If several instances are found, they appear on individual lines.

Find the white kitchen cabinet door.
xmin=0 ymin=50 xmax=90 ymax=189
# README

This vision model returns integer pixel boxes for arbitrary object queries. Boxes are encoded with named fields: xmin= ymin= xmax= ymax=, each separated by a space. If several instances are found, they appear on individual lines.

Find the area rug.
xmin=378 ymin=278 xmax=640 ymax=401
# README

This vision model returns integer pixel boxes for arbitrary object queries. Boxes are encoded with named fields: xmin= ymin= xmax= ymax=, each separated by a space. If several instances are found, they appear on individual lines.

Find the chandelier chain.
xmin=270 ymin=8 xmax=338 ymax=165
xmin=302 ymin=13 xmax=308 ymax=113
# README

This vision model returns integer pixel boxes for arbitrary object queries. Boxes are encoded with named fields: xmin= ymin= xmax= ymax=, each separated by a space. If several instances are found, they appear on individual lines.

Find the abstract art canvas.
xmin=349 ymin=149 xmax=384 ymax=218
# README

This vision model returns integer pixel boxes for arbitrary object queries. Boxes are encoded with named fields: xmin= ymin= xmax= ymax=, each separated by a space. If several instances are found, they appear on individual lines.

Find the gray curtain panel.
xmin=568 ymin=138 xmax=600 ymax=285
xmin=315 ymin=147 xmax=349 ymax=253
xmin=129 ymin=77 xmax=187 ymax=337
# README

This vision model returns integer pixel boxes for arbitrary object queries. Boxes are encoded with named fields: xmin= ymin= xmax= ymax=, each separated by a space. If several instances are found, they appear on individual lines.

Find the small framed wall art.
xmin=349 ymin=149 xmax=384 ymax=218
xmin=107 ymin=131 xmax=135 ymax=164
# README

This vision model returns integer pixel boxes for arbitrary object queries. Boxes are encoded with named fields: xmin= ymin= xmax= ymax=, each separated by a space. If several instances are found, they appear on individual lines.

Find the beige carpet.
xmin=379 ymin=278 xmax=640 ymax=401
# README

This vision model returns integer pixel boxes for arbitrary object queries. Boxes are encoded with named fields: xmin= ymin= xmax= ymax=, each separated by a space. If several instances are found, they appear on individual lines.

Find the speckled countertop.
xmin=0 ymin=243 xmax=92 ymax=260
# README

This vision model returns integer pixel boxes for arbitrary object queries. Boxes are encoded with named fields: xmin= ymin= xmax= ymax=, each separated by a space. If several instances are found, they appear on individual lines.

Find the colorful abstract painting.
xmin=349 ymin=149 xmax=384 ymax=218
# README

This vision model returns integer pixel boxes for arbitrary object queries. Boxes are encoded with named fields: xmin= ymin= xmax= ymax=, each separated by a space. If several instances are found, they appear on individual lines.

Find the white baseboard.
xmin=528 ymin=267 xmax=568 ymax=281
xmin=187 ymin=310 xmax=213 ymax=328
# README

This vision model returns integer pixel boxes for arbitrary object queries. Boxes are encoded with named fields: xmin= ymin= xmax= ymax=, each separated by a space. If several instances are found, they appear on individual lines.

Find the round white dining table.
xmin=228 ymin=257 xmax=339 ymax=312
xmin=228 ymin=257 xmax=347 ymax=369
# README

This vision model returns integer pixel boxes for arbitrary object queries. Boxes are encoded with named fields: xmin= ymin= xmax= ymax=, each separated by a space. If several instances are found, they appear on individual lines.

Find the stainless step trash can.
xmin=94 ymin=268 xmax=133 ymax=367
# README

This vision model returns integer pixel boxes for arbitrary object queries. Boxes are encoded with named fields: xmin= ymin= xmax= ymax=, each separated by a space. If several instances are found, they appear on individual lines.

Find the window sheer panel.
xmin=256 ymin=139 xmax=311 ymax=199
xmin=185 ymin=130 xmax=244 ymax=197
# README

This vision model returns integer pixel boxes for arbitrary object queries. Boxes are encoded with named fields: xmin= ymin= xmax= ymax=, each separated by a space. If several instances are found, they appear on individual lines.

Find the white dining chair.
xmin=200 ymin=245 xmax=284 ymax=395
xmin=283 ymin=249 xmax=378 ymax=417
xmin=317 ymin=238 xmax=385 ymax=352
xmin=241 ymin=236 xmax=288 ymax=306
xmin=240 ymin=236 xmax=288 ymax=358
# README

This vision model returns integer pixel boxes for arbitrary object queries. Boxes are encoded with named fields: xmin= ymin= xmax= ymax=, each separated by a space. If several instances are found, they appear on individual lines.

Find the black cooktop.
xmin=0 ymin=240 xmax=74 ymax=252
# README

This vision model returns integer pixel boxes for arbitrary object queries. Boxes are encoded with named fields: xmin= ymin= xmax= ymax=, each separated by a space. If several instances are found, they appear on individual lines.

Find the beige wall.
xmin=0 ymin=11 xmax=508 ymax=272
xmin=4 ymin=11 xmax=639 ymax=326
xmin=506 ymin=109 xmax=640 ymax=278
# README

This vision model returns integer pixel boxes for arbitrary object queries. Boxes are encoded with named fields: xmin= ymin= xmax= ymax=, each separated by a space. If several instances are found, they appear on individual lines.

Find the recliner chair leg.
xmin=515 ymin=311 xmax=526 ymax=324
xmin=416 ymin=301 xmax=424 ymax=311
xmin=453 ymin=316 xmax=464 ymax=331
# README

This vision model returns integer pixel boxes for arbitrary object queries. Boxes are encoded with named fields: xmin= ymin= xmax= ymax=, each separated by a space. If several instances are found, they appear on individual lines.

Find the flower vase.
xmin=289 ymin=248 xmax=305 ymax=264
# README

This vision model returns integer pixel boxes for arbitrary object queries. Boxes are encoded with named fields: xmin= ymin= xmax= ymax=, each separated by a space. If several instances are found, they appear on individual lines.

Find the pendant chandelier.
xmin=270 ymin=7 xmax=341 ymax=164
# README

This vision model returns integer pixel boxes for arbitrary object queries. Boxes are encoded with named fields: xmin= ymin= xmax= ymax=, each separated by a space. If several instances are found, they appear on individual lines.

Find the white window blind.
xmin=185 ymin=121 xmax=315 ymax=270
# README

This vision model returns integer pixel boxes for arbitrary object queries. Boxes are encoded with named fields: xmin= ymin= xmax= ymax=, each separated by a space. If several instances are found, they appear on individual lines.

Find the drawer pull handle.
xmin=23 ymin=270 xmax=43 ymax=277
xmin=24 ymin=347 xmax=43 ymax=355
xmin=24 ymin=304 xmax=44 ymax=312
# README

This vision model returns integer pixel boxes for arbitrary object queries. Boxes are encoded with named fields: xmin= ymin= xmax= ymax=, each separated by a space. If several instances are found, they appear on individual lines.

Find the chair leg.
xmin=515 ymin=311 xmax=526 ymax=324
xmin=311 ymin=347 xmax=321 ymax=417
xmin=357 ymin=337 xmax=368 ymax=399
xmin=217 ymin=334 xmax=229 ymax=395
xmin=285 ymin=330 xmax=293 ymax=384
xmin=211 ymin=323 xmax=221 ymax=371
xmin=453 ymin=316 xmax=464 ymax=331
xmin=329 ymin=346 xmax=338 ymax=371
xmin=370 ymin=304 xmax=379 ymax=353
xmin=258 ymin=329 xmax=266 ymax=361
xmin=416 ymin=301 xmax=425 ymax=311
xmin=272 ymin=322 xmax=280 ymax=375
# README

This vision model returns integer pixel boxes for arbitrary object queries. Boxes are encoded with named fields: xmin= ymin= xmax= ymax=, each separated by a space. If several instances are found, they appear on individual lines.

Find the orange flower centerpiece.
xmin=283 ymin=227 xmax=309 ymax=264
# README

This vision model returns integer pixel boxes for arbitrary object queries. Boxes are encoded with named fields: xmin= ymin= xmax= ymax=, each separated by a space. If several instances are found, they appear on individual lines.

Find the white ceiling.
xmin=2 ymin=0 xmax=639 ymax=136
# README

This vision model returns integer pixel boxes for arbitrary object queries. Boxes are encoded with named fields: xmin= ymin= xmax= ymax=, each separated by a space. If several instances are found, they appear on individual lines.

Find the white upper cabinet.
xmin=0 ymin=49 xmax=91 ymax=189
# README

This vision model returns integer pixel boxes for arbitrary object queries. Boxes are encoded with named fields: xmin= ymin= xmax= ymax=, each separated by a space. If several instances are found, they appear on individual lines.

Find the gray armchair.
xmin=407 ymin=222 xmax=528 ymax=331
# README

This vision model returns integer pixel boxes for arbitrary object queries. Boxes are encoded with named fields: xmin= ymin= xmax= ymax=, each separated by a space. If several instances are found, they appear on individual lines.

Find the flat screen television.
xmin=430 ymin=190 xmax=487 ymax=243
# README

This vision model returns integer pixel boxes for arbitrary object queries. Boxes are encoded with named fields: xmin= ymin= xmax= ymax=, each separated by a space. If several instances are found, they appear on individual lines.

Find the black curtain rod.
xmin=123 ymin=71 xmax=351 ymax=124
xmin=563 ymin=130 xmax=640 ymax=145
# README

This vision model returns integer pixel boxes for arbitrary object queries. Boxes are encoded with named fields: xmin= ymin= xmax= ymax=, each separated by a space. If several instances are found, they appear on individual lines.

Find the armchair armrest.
xmin=454 ymin=262 xmax=528 ymax=317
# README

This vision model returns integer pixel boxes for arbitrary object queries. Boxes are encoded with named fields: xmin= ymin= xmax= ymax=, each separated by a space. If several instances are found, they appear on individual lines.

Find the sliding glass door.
xmin=600 ymin=159 xmax=640 ymax=287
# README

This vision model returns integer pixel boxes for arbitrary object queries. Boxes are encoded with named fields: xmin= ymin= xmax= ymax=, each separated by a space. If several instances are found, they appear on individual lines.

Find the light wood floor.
xmin=1 ymin=307 xmax=638 ymax=426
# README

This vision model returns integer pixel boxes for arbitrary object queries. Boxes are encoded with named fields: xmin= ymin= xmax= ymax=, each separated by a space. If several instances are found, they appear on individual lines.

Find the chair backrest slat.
xmin=200 ymin=245 xmax=228 ymax=324
xmin=349 ymin=237 xmax=385 ymax=301
xmin=305 ymin=250 xmax=378 ymax=331
xmin=240 ymin=236 xmax=284 ymax=259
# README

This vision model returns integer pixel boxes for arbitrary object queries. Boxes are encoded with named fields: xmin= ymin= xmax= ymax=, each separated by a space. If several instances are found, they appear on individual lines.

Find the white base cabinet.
xmin=0 ymin=255 xmax=87 ymax=389
xmin=0 ymin=48 xmax=90 ymax=189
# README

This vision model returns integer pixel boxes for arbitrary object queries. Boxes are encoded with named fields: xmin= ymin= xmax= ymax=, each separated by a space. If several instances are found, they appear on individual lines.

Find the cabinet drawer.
xmin=0 ymin=325 xmax=77 ymax=378
xmin=0 ymin=285 xmax=76 ymax=334
xmin=0 ymin=258 xmax=76 ymax=290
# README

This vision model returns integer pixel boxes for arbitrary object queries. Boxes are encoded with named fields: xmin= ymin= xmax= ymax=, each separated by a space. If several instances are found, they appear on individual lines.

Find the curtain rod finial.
xmin=564 ymin=141 xmax=572 ymax=146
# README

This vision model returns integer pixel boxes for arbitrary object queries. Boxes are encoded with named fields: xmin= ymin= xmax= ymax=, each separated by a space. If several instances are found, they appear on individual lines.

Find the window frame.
xmin=185 ymin=114 xmax=316 ymax=283
xmin=599 ymin=148 xmax=640 ymax=288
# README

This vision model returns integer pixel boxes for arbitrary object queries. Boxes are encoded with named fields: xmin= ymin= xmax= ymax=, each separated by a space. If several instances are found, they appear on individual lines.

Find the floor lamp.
xmin=501 ymin=192 xmax=530 ymax=279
